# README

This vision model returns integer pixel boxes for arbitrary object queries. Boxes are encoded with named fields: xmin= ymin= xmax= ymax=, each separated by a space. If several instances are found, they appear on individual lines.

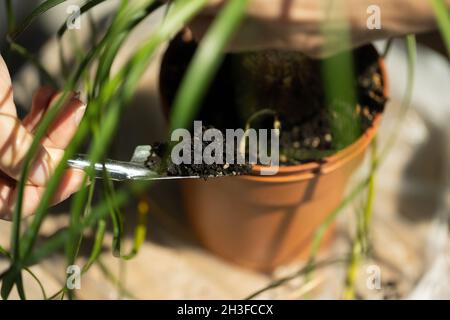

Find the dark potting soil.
xmin=145 ymin=138 xmax=252 ymax=179
xmin=159 ymin=31 xmax=387 ymax=169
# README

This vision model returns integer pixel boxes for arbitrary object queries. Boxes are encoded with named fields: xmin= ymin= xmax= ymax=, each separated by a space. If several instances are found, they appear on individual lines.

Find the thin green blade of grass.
xmin=245 ymin=258 xmax=348 ymax=300
xmin=65 ymin=0 xmax=157 ymax=267
xmin=170 ymin=0 xmax=249 ymax=130
xmin=24 ymin=267 xmax=48 ymax=300
xmin=9 ymin=0 xmax=67 ymax=39
xmin=1 ymin=269 xmax=16 ymax=299
xmin=67 ymin=0 xmax=212 ymax=227
xmin=23 ymin=182 xmax=150 ymax=267
xmin=3 ymin=89 xmax=76 ymax=299
xmin=362 ymin=139 xmax=377 ymax=248
xmin=303 ymin=2 xmax=361 ymax=266
xmin=0 ymin=257 xmax=26 ymax=299
xmin=5 ymin=0 xmax=15 ymax=33
xmin=57 ymin=0 xmax=108 ymax=37
xmin=23 ymin=231 xmax=71 ymax=267
xmin=63 ymin=1 xmax=156 ymax=285
xmin=343 ymin=140 xmax=378 ymax=300
xmin=320 ymin=20 xmax=359 ymax=150
xmin=15 ymin=273 xmax=26 ymax=300
xmin=8 ymin=42 xmax=60 ymax=88
xmin=72 ymin=0 xmax=210 ymax=262
xmin=47 ymin=289 xmax=64 ymax=300
xmin=382 ymin=38 xmax=394 ymax=58
xmin=342 ymin=239 xmax=362 ymax=299
xmin=20 ymin=0 xmax=209 ymax=269
xmin=96 ymin=258 xmax=137 ymax=299
xmin=4 ymin=0 xmax=209 ymax=297
xmin=82 ymin=219 xmax=107 ymax=273
xmin=121 ymin=203 xmax=148 ymax=260
xmin=57 ymin=39 xmax=69 ymax=80
xmin=103 ymin=170 xmax=124 ymax=258
xmin=0 ymin=244 xmax=8 ymax=257
xmin=11 ymin=91 xmax=74 ymax=249
xmin=3 ymin=1 xmax=221 ymax=296
xmin=65 ymin=180 xmax=96 ymax=269
xmin=48 ymin=218 xmax=106 ymax=300
xmin=431 ymin=0 xmax=450 ymax=55
xmin=92 ymin=1 xmax=164 ymax=98
xmin=303 ymin=35 xmax=417 ymax=289
xmin=10 ymin=28 xmax=129 ymax=272
xmin=4 ymin=59 xmax=99 ymax=297
xmin=379 ymin=35 xmax=416 ymax=160
xmin=18 ymin=0 xmax=151 ymax=260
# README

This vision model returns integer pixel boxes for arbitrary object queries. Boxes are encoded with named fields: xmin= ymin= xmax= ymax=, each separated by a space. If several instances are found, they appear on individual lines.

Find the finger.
xmin=41 ymin=92 xmax=86 ymax=150
xmin=0 ymin=168 xmax=86 ymax=220
xmin=0 ymin=55 xmax=17 ymax=116
xmin=1 ymin=56 xmax=57 ymax=187
xmin=23 ymin=86 xmax=57 ymax=132
xmin=0 ymin=113 xmax=55 ymax=187
xmin=23 ymin=91 xmax=86 ymax=150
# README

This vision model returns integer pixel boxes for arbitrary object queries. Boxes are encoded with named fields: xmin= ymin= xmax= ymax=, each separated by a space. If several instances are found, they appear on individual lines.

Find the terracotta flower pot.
xmin=159 ymin=35 xmax=388 ymax=271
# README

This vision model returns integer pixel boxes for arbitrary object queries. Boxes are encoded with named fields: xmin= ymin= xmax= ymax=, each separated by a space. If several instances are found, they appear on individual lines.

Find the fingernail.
xmin=74 ymin=105 xmax=86 ymax=126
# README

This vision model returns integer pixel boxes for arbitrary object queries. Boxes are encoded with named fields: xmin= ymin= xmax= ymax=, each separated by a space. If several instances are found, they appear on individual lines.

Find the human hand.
xmin=191 ymin=0 xmax=443 ymax=57
xmin=0 ymin=55 xmax=86 ymax=220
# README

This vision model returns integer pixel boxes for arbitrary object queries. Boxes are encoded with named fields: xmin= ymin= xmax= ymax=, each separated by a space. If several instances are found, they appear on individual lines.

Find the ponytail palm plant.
xmin=0 ymin=0 xmax=250 ymax=300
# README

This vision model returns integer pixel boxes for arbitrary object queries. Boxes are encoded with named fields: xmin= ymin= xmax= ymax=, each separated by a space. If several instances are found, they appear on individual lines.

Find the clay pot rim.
xmin=245 ymin=57 xmax=388 ymax=183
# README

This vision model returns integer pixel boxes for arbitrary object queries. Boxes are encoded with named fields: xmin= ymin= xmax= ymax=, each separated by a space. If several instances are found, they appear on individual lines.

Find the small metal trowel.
xmin=67 ymin=145 xmax=201 ymax=181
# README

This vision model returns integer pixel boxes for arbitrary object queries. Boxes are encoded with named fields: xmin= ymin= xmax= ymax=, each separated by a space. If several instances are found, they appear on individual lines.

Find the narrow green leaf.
xmin=122 ymin=212 xmax=148 ymax=260
xmin=57 ymin=0 xmax=107 ymax=37
xmin=306 ymin=35 xmax=417 ymax=281
xmin=24 ymin=182 xmax=151 ymax=267
xmin=24 ymin=267 xmax=48 ymax=300
xmin=82 ymin=219 xmax=106 ymax=272
xmin=10 ymin=0 xmax=67 ymax=39
xmin=431 ymin=0 xmax=450 ymax=55
xmin=5 ymin=0 xmax=15 ymax=33
xmin=9 ymin=42 xmax=60 ymax=88
xmin=16 ymin=273 xmax=26 ymax=300
xmin=321 ymin=22 xmax=359 ymax=150
xmin=0 ymin=244 xmax=8 ymax=257
xmin=170 ymin=0 xmax=249 ymax=130
xmin=103 ymin=171 xmax=123 ymax=258
xmin=20 ymin=0 xmax=207 ymax=265
xmin=379 ymin=35 xmax=416 ymax=160
xmin=1 ymin=265 xmax=19 ymax=299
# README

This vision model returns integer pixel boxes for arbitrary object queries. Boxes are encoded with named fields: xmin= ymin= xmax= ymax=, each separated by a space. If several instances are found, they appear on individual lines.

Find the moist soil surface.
xmin=156 ymin=31 xmax=387 ymax=176
xmin=146 ymin=139 xmax=252 ymax=179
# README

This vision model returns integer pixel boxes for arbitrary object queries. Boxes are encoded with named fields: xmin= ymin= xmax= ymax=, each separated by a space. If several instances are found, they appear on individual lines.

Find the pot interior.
xmin=160 ymin=31 xmax=387 ymax=166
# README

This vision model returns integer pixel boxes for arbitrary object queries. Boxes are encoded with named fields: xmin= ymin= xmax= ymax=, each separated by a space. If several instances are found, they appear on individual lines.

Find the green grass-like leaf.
xmin=9 ymin=0 xmax=67 ymax=39
xmin=82 ymin=219 xmax=106 ymax=272
xmin=5 ymin=0 xmax=15 ymax=33
xmin=170 ymin=0 xmax=249 ymax=130
xmin=301 ymin=35 xmax=417 ymax=291
xmin=8 ymin=41 xmax=60 ymax=88
xmin=431 ymin=0 xmax=450 ymax=55
xmin=57 ymin=0 xmax=108 ymax=37
xmin=320 ymin=15 xmax=359 ymax=150
xmin=1 ymin=0 xmax=209 ymax=299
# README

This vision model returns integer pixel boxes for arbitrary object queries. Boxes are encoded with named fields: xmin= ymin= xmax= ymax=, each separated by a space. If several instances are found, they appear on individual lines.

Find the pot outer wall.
xmin=181 ymin=119 xmax=377 ymax=271
xmin=160 ymin=37 xmax=388 ymax=272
